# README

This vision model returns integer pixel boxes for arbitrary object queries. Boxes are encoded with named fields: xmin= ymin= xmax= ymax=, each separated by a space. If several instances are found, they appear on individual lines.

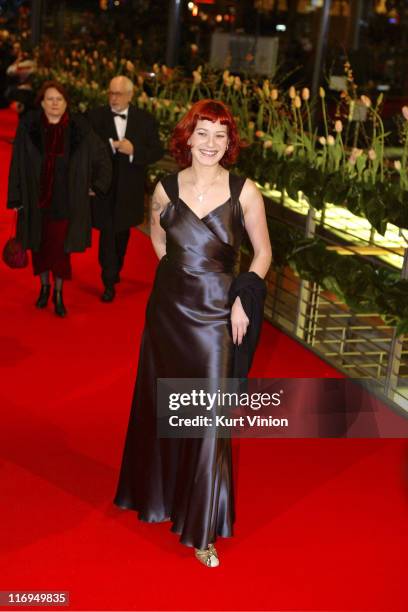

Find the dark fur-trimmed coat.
xmin=7 ymin=109 xmax=112 ymax=252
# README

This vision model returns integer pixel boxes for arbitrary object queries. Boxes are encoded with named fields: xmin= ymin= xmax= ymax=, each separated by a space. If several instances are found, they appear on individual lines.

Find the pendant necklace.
xmin=193 ymin=169 xmax=222 ymax=203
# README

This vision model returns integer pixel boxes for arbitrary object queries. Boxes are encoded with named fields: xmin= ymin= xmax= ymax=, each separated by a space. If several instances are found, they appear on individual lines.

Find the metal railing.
xmin=239 ymin=191 xmax=408 ymax=410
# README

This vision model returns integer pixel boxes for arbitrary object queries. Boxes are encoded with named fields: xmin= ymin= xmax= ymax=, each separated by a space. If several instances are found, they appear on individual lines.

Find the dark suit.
xmin=88 ymin=104 xmax=163 ymax=287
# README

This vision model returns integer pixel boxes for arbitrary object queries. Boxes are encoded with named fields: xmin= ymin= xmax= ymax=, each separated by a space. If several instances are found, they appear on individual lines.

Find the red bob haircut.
xmin=170 ymin=99 xmax=242 ymax=168
xmin=35 ymin=80 xmax=69 ymax=106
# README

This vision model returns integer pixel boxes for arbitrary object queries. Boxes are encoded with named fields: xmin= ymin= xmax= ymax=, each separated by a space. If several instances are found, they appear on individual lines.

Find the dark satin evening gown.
xmin=114 ymin=171 xmax=246 ymax=549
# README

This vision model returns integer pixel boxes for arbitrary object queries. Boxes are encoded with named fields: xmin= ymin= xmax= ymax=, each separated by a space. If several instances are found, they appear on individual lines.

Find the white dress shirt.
xmin=109 ymin=106 xmax=133 ymax=163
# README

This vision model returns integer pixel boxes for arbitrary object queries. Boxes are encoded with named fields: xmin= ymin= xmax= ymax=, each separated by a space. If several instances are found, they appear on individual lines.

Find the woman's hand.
xmin=231 ymin=296 xmax=249 ymax=345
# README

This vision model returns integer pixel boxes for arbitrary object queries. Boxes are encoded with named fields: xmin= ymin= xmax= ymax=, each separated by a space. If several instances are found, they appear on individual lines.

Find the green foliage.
xmin=268 ymin=219 xmax=408 ymax=335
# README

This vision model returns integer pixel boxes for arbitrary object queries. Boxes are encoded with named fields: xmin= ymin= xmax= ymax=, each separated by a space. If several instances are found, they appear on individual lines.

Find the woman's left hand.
xmin=231 ymin=296 xmax=249 ymax=345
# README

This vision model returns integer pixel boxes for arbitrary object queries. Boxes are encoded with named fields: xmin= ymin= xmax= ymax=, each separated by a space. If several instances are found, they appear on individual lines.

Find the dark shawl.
xmin=229 ymin=271 xmax=267 ymax=378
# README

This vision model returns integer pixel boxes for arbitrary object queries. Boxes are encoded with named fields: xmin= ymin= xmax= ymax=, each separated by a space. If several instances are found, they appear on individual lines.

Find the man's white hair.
xmin=110 ymin=75 xmax=134 ymax=94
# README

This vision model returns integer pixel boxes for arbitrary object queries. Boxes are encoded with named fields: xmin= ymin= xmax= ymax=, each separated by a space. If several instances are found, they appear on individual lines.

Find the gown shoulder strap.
xmin=229 ymin=173 xmax=247 ymax=206
xmin=160 ymin=172 xmax=179 ymax=204
xmin=229 ymin=174 xmax=247 ymax=226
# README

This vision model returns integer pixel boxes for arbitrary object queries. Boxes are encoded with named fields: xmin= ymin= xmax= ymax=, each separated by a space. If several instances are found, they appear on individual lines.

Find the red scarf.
xmin=38 ymin=111 xmax=69 ymax=210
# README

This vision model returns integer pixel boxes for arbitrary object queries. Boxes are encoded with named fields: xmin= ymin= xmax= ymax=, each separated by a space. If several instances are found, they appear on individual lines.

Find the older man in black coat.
xmin=88 ymin=75 xmax=163 ymax=302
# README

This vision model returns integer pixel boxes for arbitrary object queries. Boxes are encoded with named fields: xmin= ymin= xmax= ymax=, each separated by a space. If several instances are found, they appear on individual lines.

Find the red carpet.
xmin=0 ymin=109 xmax=407 ymax=611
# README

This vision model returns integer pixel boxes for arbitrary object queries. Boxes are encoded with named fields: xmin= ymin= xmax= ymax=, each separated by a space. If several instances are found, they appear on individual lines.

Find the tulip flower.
xmin=361 ymin=95 xmax=372 ymax=108
xmin=192 ymin=70 xmax=202 ymax=85
xmin=351 ymin=147 xmax=363 ymax=158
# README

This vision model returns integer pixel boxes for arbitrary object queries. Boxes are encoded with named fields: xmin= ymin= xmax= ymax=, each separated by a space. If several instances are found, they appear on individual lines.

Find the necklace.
xmin=192 ymin=169 xmax=222 ymax=203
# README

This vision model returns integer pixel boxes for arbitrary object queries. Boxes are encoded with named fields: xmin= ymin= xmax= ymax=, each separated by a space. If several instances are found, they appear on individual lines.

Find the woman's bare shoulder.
xmin=152 ymin=180 xmax=170 ymax=206
xmin=241 ymin=177 xmax=260 ymax=198
xmin=240 ymin=178 xmax=263 ymax=213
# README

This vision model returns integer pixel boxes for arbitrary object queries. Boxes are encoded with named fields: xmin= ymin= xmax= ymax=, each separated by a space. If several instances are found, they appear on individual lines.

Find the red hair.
xmin=35 ymin=80 xmax=69 ymax=106
xmin=170 ymin=99 xmax=242 ymax=168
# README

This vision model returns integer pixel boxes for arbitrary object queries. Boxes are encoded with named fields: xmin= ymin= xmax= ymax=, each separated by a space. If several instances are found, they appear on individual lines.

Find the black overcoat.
xmin=7 ymin=109 xmax=112 ymax=252
xmin=87 ymin=104 xmax=163 ymax=232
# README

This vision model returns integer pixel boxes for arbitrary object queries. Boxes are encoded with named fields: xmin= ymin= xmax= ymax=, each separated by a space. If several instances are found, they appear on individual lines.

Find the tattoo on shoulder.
xmin=151 ymin=198 xmax=163 ymax=212
xmin=150 ymin=197 xmax=164 ymax=225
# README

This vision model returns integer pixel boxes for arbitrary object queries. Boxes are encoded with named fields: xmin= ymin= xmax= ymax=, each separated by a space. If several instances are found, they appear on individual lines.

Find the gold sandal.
xmin=194 ymin=543 xmax=220 ymax=567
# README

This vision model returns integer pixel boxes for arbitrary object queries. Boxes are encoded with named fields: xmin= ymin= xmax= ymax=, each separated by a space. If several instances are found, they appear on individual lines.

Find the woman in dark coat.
xmin=7 ymin=80 xmax=112 ymax=316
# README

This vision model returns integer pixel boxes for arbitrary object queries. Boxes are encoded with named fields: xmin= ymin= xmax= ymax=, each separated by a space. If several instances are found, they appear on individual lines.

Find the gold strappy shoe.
xmin=194 ymin=543 xmax=220 ymax=567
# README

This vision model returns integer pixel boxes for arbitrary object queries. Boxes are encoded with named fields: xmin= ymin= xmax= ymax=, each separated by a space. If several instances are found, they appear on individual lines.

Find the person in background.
xmin=7 ymin=80 xmax=112 ymax=316
xmin=88 ymin=75 xmax=163 ymax=303
xmin=4 ymin=39 xmax=36 ymax=116
xmin=0 ymin=30 xmax=13 ymax=108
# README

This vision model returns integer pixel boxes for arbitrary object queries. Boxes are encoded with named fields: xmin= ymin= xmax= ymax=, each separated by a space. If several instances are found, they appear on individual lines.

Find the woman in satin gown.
xmin=114 ymin=99 xmax=272 ymax=567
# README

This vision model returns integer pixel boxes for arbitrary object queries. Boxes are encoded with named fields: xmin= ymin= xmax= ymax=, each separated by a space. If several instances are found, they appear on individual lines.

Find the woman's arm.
xmin=230 ymin=179 xmax=272 ymax=345
xmin=240 ymin=178 xmax=273 ymax=278
xmin=150 ymin=181 xmax=168 ymax=260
